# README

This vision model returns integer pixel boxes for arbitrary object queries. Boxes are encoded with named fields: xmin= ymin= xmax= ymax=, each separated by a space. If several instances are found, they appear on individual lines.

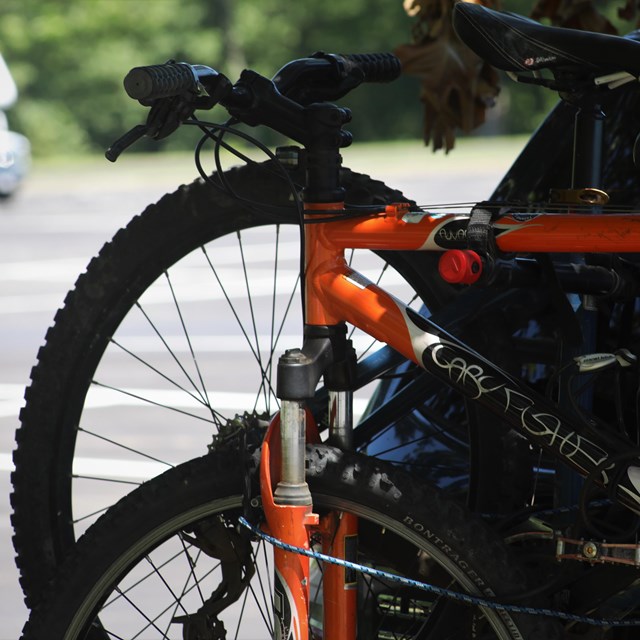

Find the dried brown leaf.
xmin=530 ymin=0 xmax=618 ymax=32
xmin=398 ymin=0 xmax=632 ymax=152
xmin=395 ymin=4 xmax=499 ymax=152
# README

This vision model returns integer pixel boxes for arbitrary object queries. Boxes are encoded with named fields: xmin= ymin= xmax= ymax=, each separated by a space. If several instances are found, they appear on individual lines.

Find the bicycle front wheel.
xmin=20 ymin=443 xmax=560 ymax=640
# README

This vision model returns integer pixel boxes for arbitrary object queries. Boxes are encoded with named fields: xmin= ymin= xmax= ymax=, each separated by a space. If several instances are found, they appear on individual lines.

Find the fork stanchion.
xmin=323 ymin=389 xmax=357 ymax=639
xmin=274 ymin=400 xmax=312 ymax=507
xmin=327 ymin=390 xmax=354 ymax=450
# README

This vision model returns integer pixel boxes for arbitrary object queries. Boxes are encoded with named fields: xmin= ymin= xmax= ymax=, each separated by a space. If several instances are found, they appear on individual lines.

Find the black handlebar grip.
xmin=341 ymin=53 xmax=401 ymax=83
xmin=123 ymin=63 xmax=198 ymax=101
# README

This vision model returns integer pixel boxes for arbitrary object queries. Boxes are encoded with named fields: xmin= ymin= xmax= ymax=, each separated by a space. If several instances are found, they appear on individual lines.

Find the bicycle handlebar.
xmin=123 ymin=52 xmax=401 ymax=103
xmin=108 ymin=52 xmax=401 ymax=162
xmin=124 ymin=63 xmax=196 ymax=101
xmin=338 ymin=53 xmax=401 ymax=83
xmin=124 ymin=63 xmax=227 ymax=102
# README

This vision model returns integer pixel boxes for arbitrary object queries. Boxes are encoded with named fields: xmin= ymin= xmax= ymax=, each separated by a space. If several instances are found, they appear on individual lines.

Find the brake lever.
xmin=105 ymin=97 xmax=193 ymax=162
xmin=107 ymin=63 xmax=235 ymax=162
xmin=105 ymin=124 xmax=148 ymax=162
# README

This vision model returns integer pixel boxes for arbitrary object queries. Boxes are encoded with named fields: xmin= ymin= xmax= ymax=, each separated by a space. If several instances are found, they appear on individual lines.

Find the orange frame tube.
xmin=260 ymin=413 xmax=320 ymax=640
xmin=319 ymin=511 xmax=358 ymax=639
xmin=305 ymin=212 xmax=431 ymax=362
xmin=304 ymin=209 xmax=640 ymax=254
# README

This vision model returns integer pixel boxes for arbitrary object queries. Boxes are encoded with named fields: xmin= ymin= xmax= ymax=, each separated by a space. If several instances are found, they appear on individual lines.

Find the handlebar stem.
xmin=226 ymin=71 xmax=351 ymax=203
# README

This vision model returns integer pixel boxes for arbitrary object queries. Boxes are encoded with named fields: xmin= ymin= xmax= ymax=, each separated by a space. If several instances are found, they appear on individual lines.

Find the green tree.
xmin=0 ymin=0 xmax=422 ymax=156
xmin=2 ymin=0 xmax=606 ymax=156
xmin=1 ymin=0 xmax=222 ymax=154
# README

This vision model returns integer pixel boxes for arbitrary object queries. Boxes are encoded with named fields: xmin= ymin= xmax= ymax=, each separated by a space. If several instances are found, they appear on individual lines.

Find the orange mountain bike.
xmin=16 ymin=3 xmax=640 ymax=638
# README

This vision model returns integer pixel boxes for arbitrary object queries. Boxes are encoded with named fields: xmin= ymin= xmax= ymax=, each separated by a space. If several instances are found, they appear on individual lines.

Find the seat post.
xmin=555 ymin=95 xmax=605 ymax=510
xmin=571 ymin=98 xmax=605 ymax=191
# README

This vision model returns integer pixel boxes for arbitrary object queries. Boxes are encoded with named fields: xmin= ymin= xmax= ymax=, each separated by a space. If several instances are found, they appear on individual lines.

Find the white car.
xmin=0 ymin=53 xmax=30 ymax=199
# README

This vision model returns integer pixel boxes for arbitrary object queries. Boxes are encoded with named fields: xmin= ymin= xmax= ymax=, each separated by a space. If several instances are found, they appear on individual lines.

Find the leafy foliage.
xmin=0 ymin=0 xmax=635 ymax=156
xmin=0 ymin=0 xmax=420 ymax=156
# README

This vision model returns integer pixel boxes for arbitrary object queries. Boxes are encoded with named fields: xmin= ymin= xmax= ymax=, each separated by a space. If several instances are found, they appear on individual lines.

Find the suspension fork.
xmin=260 ymin=324 xmax=357 ymax=640
xmin=262 ymin=128 xmax=357 ymax=637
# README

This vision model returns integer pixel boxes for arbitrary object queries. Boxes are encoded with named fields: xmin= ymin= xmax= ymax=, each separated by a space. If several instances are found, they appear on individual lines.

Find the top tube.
xmin=304 ymin=208 xmax=640 ymax=254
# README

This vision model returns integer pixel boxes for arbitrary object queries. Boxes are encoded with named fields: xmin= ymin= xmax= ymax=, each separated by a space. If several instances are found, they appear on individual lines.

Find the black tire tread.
xmin=21 ymin=445 xmax=561 ymax=639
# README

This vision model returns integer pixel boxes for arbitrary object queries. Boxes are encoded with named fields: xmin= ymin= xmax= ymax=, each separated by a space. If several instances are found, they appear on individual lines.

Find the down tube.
xmin=317 ymin=266 xmax=640 ymax=514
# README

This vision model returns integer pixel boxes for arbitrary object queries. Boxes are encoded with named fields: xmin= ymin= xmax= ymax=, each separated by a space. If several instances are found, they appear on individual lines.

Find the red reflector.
xmin=438 ymin=250 xmax=482 ymax=284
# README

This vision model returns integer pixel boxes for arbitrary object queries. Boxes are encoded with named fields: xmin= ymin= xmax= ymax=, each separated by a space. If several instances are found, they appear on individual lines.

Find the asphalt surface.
xmin=0 ymin=140 xmax=518 ymax=638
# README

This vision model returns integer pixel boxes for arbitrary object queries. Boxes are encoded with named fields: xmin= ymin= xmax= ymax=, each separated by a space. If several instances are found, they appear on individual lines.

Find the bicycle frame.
xmin=260 ymin=203 xmax=640 ymax=640
xmin=115 ymin=44 xmax=640 ymax=640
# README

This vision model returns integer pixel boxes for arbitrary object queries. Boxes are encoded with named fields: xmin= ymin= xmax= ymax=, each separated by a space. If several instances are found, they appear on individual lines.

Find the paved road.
xmin=0 ymin=140 xmax=519 ymax=637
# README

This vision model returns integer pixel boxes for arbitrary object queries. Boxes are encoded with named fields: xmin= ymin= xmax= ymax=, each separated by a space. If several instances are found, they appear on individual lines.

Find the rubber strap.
xmin=467 ymin=206 xmax=497 ymax=256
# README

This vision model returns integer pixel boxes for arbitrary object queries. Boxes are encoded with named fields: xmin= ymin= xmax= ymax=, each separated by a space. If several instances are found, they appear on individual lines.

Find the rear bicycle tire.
xmin=20 ymin=444 xmax=561 ymax=640
xmin=11 ymin=160 xmax=466 ymax=606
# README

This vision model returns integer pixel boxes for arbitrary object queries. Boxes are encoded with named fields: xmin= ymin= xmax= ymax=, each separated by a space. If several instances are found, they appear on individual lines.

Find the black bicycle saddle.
xmin=453 ymin=1 xmax=640 ymax=76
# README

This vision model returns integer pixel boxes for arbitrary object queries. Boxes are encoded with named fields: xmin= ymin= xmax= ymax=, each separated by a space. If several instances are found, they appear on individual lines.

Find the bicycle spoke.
xmin=237 ymin=227 xmax=274 ymax=415
xmin=266 ymin=225 xmax=281 ymax=411
xmin=110 ymin=338 xmax=209 ymax=409
xmin=73 ymin=505 xmax=111 ymax=525
xmin=104 ymin=546 xmax=201 ymax=609
xmin=200 ymin=245 xmax=278 ymax=411
xmin=237 ymin=230 xmax=264 ymax=372
xmin=110 ymin=585 xmax=168 ymax=639
xmin=164 ymin=270 xmax=213 ymax=410
xmin=270 ymin=229 xmax=282 ymax=358
xmin=133 ymin=301 xmax=210 ymax=408
xmin=89 ymin=380 xmax=221 ymax=425
xmin=245 ymin=541 xmax=274 ymax=634
xmin=77 ymin=427 xmax=174 ymax=468
xmin=258 ymin=270 xmax=301 ymax=414
xmin=144 ymin=554 xmax=193 ymax=618
xmin=178 ymin=535 xmax=208 ymax=606
xmin=71 ymin=475 xmax=140 ymax=486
